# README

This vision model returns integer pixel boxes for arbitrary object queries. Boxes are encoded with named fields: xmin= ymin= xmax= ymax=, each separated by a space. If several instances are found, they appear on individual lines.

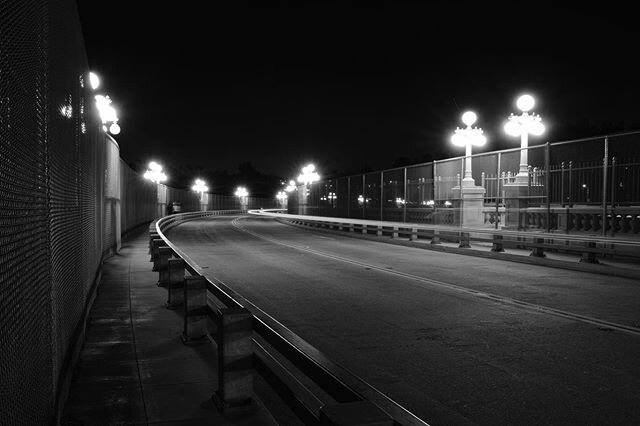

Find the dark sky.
xmin=76 ymin=2 xmax=639 ymax=187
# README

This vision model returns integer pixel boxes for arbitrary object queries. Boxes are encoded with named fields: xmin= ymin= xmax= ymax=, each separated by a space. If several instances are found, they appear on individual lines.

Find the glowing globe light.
xmin=144 ymin=161 xmax=167 ymax=184
xmin=191 ymin=178 xmax=209 ymax=194
xmin=235 ymin=186 xmax=249 ymax=198
xmin=109 ymin=123 xmax=120 ymax=135
xmin=285 ymin=179 xmax=297 ymax=192
xmin=451 ymin=110 xmax=486 ymax=185
xmin=504 ymin=94 xmax=545 ymax=181
xmin=297 ymin=164 xmax=320 ymax=185
xmin=89 ymin=72 xmax=100 ymax=90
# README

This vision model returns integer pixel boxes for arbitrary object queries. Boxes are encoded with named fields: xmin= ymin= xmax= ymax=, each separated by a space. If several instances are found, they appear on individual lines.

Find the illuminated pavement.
xmin=166 ymin=215 xmax=640 ymax=425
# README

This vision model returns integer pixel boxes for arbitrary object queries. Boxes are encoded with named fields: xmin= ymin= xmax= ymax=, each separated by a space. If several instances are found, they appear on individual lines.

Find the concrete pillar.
xmin=181 ymin=276 xmax=209 ymax=344
xmin=213 ymin=307 xmax=253 ymax=410
xmin=165 ymin=259 xmax=185 ymax=308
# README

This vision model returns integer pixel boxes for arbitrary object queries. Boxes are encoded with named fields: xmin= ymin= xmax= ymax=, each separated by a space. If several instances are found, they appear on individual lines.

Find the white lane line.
xmin=231 ymin=217 xmax=640 ymax=337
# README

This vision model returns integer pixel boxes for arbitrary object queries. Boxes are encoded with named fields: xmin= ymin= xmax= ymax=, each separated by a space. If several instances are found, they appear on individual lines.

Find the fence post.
xmin=545 ymin=142 xmax=551 ymax=233
xmin=496 ymin=152 xmax=501 ymax=229
xmin=165 ymin=259 xmax=185 ymax=309
xmin=602 ymin=137 xmax=609 ymax=237
xmin=430 ymin=230 xmax=441 ymax=245
xmin=403 ymin=167 xmax=407 ymax=223
xmin=213 ymin=307 xmax=253 ymax=410
xmin=181 ymin=276 xmax=209 ymax=344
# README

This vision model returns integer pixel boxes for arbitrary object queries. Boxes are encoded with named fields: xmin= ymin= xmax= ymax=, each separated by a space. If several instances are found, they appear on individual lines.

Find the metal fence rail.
xmin=295 ymin=133 xmax=640 ymax=238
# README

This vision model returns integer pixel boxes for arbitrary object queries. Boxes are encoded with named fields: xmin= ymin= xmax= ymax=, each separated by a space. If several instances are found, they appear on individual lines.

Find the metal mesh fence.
xmin=0 ymin=1 xmax=53 ymax=423
xmin=1 ymin=1 xmax=280 ymax=423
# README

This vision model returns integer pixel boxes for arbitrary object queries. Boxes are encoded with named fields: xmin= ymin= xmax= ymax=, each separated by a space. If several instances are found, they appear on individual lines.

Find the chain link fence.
xmin=0 ymin=1 xmax=277 ymax=423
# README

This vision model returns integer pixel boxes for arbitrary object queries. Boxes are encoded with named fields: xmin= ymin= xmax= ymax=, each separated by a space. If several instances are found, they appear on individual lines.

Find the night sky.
xmin=76 ymin=2 xmax=639 ymax=194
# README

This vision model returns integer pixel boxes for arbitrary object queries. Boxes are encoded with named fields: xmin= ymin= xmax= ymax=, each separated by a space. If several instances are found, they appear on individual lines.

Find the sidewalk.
xmin=60 ymin=230 xmax=278 ymax=426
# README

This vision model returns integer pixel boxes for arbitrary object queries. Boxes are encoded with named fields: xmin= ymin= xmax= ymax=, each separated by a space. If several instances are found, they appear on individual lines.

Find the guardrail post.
xmin=530 ymin=237 xmax=546 ymax=257
xmin=580 ymin=241 xmax=599 ymax=264
xmin=149 ymin=232 xmax=159 ymax=254
xmin=410 ymin=228 xmax=418 ymax=241
xmin=491 ymin=234 xmax=505 ymax=252
xmin=181 ymin=276 xmax=209 ymax=344
xmin=376 ymin=226 xmax=382 ymax=236
xmin=361 ymin=224 xmax=367 ymax=235
xmin=430 ymin=230 xmax=441 ymax=245
xmin=151 ymin=241 xmax=167 ymax=272
xmin=150 ymin=238 xmax=163 ymax=263
xmin=165 ymin=259 xmax=185 ymax=309
xmin=319 ymin=401 xmax=393 ymax=426
xmin=392 ymin=226 xmax=399 ymax=239
xmin=213 ymin=307 xmax=253 ymax=410
xmin=458 ymin=232 xmax=470 ymax=248
xmin=156 ymin=247 xmax=173 ymax=285
xmin=349 ymin=224 xmax=354 ymax=232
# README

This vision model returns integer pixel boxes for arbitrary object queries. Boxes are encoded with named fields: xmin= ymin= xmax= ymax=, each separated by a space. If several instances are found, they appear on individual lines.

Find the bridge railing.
xmin=251 ymin=210 xmax=640 ymax=272
xmin=151 ymin=210 xmax=430 ymax=425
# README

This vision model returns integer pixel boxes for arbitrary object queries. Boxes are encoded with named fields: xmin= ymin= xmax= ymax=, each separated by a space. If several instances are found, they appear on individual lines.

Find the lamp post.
xmin=191 ymin=178 xmax=209 ymax=211
xmin=144 ymin=161 xmax=168 ymax=217
xmin=235 ymin=186 xmax=249 ymax=211
xmin=450 ymin=111 xmax=486 ymax=227
xmin=91 ymin=72 xmax=121 ymax=136
xmin=451 ymin=111 xmax=487 ymax=187
xmin=504 ymin=94 xmax=545 ymax=183
xmin=297 ymin=164 xmax=320 ymax=215
xmin=276 ymin=191 xmax=288 ymax=209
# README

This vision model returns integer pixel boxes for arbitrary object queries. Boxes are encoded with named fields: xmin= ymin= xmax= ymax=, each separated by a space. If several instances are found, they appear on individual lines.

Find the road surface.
xmin=165 ymin=215 xmax=640 ymax=425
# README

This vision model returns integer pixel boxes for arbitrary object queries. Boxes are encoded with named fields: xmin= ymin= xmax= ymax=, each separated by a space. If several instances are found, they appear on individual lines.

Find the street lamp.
xmin=451 ymin=111 xmax=486 ymax=186
xmin=284 ymin=179 xmax=297 ymax=193
xmin=144 ymin=161 xmax=167 ymax=184
xmin=504 ymin=94 xmax=545 ymax=182
xmin=276 ymin=191 xmax=287 ymax=208
xmin=191 ymin=178 xmax=209 ymax=209
xmin=235 ymin=186 xmax=249 ymax=210
xmin=297 ymin=164 xmax=320 ymax=186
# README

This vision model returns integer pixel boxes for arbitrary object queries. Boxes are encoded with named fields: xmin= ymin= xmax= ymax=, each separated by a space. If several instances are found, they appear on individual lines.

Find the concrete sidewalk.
xmin=60 ymin=230 xmax=278 ymax=426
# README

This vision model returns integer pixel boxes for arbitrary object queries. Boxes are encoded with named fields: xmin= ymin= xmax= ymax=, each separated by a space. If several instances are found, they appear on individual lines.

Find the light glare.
xmin=89 ymin=72 xmax=100 ymax=90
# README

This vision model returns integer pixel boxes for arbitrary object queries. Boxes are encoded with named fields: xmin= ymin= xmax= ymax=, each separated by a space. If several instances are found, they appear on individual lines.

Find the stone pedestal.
xmin=452 ymin=182 xmax=486 ymax=227
xmin=503 ymin=182 xmax=529 ymax=230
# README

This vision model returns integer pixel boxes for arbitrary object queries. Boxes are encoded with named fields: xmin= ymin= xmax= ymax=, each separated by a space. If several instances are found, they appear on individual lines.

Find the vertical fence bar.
xmin=362 ymin=174 xmax=365 ymax=218
xmin=496 ymin=152 xmax=501 ymax=229
xmin=610 ymin=156 xmax=616 ymax=207
xmin=433 ymin=160 xmax=437 ymax=203
xmin=545 ymin=142 xmax=551 ymax=233
xmin=560 ymin=162 xmax=565 ymax=207
xmin=602 ymin=137 xmax=609 ymax=237
xmin=403 ymin=167 xmax=407 ymax=223
xmin=380 ymin=171 xmax=384 ymax=221
xmin=347 ymin=176 xmax=351 ymax=218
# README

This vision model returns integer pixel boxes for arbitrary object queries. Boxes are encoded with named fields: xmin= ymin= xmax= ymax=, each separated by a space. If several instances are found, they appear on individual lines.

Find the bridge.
xmin=2 ymin=1 xmax=640 ymax=425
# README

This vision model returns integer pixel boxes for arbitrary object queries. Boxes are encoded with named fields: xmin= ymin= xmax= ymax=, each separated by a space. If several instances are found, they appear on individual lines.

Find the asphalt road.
xmin=165 ymin=215 xmax=640 ymax=425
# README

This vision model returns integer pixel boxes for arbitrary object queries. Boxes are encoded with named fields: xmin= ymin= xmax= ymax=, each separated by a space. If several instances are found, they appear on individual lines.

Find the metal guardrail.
xmin=250 ymin=210 xmax=640 ymax=265
xmin=150 ymin=210 xmax=430 ymax=426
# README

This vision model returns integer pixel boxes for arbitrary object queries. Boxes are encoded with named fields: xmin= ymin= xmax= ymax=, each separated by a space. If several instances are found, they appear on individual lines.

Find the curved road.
xmin=166 ymin=215 xmax=640 ymax=425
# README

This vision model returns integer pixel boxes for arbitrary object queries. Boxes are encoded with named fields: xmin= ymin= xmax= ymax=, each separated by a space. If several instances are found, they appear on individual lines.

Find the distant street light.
xmin=276 ymin=191 xmax=287 ymax=208
xmin=144 ymin=161 xmax=167 ymax=184
xmin=284 ymin=180 xmax=297 ymax=193
xmin=451 ymin=111 xmax=486 ymax=186
xmin=191 ymin=178 xmax=209 ymax=202
xmin=235 ymin=186 xmax=249 ymax=210
xmin=297 ymin=164 xmax=320 ymax=186
xmin=504 ymin=94 xmax=545 ymax=182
